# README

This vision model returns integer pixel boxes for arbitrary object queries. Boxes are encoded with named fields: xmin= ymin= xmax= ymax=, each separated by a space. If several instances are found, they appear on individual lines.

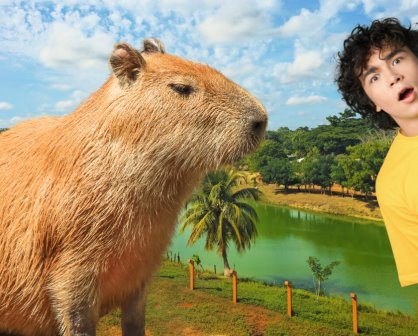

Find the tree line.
xmin=242 ymin=109 xmax=395 ymax=197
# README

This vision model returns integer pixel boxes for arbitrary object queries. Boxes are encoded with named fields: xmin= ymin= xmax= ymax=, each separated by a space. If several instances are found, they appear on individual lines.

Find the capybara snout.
xmin=0 ymin=38 xmax=267 ymax=336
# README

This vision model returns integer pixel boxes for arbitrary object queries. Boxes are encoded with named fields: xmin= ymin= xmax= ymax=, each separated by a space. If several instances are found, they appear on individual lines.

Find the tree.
xmin=244 ymin=139 xmax=286 ymax=171
xmin=340 ymin=139 xmax=390 ymax=197
xmin=192 ymin=254 xmax=204 ymax=278
xmin=306 ymin=109 xmax=372 ymax=155
xmin=307 ymin=256 xmax=340 ymax=298
xmin=259 ymin=158 xmax=295 ymax=189
xmin=299 ymin=148 xmax=334 ymax=191
xmin=331 ymin=154 xmax=349 ymax=195
xmin=180 ymin=170 xmax=261 ymax=276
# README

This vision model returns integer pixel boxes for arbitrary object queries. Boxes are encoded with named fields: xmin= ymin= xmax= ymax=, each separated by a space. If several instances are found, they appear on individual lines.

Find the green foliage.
xmin=331 ymin=154 xmax=348 ymax=192
xmin=307 ymin=256 xmax=340 ymax=298
xmin=338 ymin=139 xmax=390 ymax=196
xmin=245 ymin=139 xmax=286 ymax=171
xmin=192 ymin=254 xmax=204 ymax=272
xmin=180 ymin=170 xmax=261 ymax=275
xmin=259 ymin=157 xmax=295 ymax=188
xmin=299 ymin=148 xmax=335 ymax=190
xmin=242 ymin=109 xmax=393 ymax=196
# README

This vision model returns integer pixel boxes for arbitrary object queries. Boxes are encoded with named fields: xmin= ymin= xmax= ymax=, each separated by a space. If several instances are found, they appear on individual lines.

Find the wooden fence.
xmin=185 ymin=260 xmax=360 ymax=335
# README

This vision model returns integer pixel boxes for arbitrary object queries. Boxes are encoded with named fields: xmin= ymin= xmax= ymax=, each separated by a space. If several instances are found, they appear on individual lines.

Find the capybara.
xmin=0 ymin=38 xmax=267 ymax=335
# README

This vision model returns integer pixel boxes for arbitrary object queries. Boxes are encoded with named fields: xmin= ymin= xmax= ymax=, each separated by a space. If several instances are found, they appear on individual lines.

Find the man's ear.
xmin=109 ymin=43 xmax=145 ymax=87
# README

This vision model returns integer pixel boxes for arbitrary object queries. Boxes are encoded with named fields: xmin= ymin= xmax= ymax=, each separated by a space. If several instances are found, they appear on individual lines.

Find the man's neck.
xmin=395 ymin=119 xmax=418 ymax=137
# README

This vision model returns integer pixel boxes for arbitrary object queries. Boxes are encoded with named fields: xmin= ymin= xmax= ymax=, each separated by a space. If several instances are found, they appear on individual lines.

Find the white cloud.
xmin=276 ymin=0 xmax=363 ymax=39
xmin=359 ymin=0 xmax=418 ymax=21
xmin=0 ymin=102 xmax=13 ymax=110
xmin=39 ymin=22 xmax=114 ymax=70
xmin=10 ymin=116 xmax=23 ymax=124
xmin=287 ymin=51 xmax=323 ymax=77
xmin=0 ymin=115 xmax=25 ymax=128
xmin=286 ymin=95 xmax=328 ymax=105
xmin=54 ymin=90 xmax=86 ymax=112
xmin=278 ymin=8 xmax=319 ymax=38
xmin=197 ymin=1 xmax=281 ymax=44
xmin=274 ymin=49 xmax=327 ymax=84
xmin=50 ymin=83 xmax=73 ymax=91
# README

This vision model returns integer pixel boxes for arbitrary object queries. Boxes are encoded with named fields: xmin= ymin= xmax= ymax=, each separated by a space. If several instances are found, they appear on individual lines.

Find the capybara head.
xmin=106 ymin=39 xmax=267 ymax=172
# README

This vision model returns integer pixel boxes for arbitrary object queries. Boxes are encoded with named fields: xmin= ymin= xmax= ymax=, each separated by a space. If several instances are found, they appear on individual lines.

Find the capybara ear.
xmin=142 ymin=38 xmax=166 ymax=54
xmin=109 ymin=43 xmax=145 ymax=87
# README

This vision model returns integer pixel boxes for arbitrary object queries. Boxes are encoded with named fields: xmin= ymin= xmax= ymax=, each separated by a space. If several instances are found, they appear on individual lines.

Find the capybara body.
xmin=0 ymin=39 xmax=267 ymax=335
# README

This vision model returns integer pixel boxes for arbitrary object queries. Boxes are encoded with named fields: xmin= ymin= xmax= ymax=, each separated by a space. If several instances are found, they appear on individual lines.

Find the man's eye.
xmin=392 ymin=57 xmax=401 ymax=66
xmin=370 ymin=75 xmax=379 ymax=83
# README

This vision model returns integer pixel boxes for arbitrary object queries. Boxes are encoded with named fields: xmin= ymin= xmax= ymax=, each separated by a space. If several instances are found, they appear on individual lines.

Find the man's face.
xmin=360 ymin=45 xmax=418 ymax=127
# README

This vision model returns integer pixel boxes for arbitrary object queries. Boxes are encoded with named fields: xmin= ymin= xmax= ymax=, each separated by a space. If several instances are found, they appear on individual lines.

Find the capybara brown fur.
xmin=0 ymin=38 xmax=267 ymax=335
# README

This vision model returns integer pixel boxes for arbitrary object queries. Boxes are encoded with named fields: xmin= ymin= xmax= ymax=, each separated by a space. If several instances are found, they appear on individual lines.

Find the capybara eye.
xmin=169 ymin=83 xmax=194 ymax=96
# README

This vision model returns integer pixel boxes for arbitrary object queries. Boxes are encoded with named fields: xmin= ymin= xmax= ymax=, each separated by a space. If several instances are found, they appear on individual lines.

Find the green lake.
xmin=169 ymin=202 xmax=418 ymax=315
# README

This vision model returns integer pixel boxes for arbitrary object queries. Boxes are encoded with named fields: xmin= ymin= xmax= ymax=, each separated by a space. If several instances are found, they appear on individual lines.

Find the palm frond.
xmin=232 ymin=187 xmax=262 ymax=202
xmin=187 ymin=210 xmax=217 ymax=246
xmin=223 ymin=203 xmax=242 ymax=246
xmin=235 ymin=201 xmax=259 ymax=224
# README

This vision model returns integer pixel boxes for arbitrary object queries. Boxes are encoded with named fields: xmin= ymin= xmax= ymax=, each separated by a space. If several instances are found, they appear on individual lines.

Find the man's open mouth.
xmin=399 ymin=88 xmax=414 ymax=101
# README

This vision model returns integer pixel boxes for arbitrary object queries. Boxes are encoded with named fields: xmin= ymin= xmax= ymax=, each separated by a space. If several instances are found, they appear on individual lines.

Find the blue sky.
xmin=1 ymin=0 xmax=417 ymax=130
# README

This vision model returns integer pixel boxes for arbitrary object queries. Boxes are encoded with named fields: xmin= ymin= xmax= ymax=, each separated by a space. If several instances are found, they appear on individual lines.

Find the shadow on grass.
xmin=196 ymin=286 xmax=223 ymax=292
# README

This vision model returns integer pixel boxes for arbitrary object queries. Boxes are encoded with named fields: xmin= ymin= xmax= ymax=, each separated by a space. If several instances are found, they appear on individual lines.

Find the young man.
xmin=336 ymin=18 xmax=418 ymax=287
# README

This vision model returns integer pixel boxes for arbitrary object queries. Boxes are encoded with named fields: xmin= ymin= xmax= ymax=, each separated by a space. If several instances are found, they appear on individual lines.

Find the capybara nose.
xmin=252 ymin=119 xmax=267 ymax=136
xmin=248 ymin=110 xmax=267 ymax=137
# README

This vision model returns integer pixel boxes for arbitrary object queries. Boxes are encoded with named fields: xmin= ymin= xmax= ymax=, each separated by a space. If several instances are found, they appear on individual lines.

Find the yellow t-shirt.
xmin=376 ymin=130 xmax=418 ymax=286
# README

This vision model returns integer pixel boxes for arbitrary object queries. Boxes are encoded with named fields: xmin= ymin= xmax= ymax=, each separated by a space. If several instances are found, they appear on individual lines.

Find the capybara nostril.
xmin=251 ymin=119 xmax=267 ymax=136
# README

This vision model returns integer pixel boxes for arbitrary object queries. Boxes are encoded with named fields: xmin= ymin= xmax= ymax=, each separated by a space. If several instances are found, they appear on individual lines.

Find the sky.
xmin=1 ymin=0 xmax=418 ymax=130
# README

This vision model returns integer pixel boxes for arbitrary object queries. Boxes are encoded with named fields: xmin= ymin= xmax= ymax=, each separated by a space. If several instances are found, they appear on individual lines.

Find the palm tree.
xmin=180 ymin=170 xmax=261 ymax=276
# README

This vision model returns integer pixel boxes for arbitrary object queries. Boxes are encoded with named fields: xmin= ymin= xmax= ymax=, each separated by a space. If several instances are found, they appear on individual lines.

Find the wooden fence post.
xmin=177 ymin=252 xmax=180 ymax=263
xmin=188 ymin=259 xmax=194 ymax=290
xmin=214 ymin=265 xmax=216 ymax=274
xmin=351 ymin=292 xmax=358 ymax=334
xmin=284 ymin=281 xmax=292 ymax=317
xmin=232 ymin=270 xmax=238 ymax=304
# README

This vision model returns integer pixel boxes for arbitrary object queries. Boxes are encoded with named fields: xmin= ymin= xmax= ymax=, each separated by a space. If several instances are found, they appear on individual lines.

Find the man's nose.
xmin=390 ymin=73 xmax=403 ymax=86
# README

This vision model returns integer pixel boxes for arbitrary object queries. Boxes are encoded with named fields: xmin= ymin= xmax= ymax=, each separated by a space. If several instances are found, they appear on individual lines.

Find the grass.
xmin=97 ymin=261 xmax=417 ymax=336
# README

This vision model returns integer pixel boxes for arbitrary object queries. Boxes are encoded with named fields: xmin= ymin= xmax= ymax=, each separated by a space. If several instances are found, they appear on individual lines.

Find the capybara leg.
xmin=48 ymin=270 xmax=99 ymax=336
xmin=121 ymin=285 xmax=147 ymax=336
xmin=68 ymin=307 xmax=97 ymax=336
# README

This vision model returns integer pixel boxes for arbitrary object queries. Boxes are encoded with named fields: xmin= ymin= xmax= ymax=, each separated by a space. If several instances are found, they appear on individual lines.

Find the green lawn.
xmin=97 ymin=261 xmax=418 ymax=336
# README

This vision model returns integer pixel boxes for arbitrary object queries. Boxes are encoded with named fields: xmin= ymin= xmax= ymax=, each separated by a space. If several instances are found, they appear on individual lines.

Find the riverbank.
xmin=257 ymin=184 xmax=383 ymax=223
xmin=97 ymin=261 xmax=417 ymax=336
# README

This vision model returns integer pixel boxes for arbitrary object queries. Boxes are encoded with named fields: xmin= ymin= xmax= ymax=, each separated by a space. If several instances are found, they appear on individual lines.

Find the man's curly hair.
xmin=336 ymin=18 xmax=418 ymax=129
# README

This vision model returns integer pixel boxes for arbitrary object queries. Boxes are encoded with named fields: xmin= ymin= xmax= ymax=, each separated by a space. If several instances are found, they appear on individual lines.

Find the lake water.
xmin=169 ymin=202 xmax=418 ymax=315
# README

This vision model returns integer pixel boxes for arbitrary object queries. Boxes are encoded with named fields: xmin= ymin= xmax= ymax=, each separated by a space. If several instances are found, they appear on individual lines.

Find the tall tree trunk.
xmin=222 ymin=248 xmax=232 ymax=276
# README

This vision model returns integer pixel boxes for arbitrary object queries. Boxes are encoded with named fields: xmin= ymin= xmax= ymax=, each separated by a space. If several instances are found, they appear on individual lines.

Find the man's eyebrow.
xmin=383 ymin=48 xmax=405 ymax=61
xmin=361 ymin=48 xmax=406 ymax=80
xmin=362 ymin=66 xmax=377 ymax=81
